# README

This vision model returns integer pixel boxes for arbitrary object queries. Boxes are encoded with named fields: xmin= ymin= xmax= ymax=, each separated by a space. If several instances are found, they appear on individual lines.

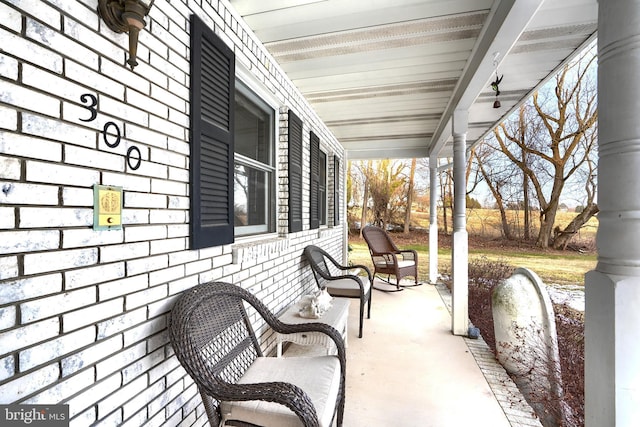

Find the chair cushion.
xmin=220 ymin=356 xmax=341 ymax=427
xmin=326 ymin=276 xmax=371 ymax=298
xmin=374 ymin=260 xmax=415 ymax=269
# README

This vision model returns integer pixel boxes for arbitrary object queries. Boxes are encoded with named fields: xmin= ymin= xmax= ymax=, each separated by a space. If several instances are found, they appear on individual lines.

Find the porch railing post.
xmin=586 ymin=1 xmax=640 ymax=424
xmin=451 ymin=109 xmax=469 ymax=336
xmin=429 ymin=155 xmax=439 ymax=284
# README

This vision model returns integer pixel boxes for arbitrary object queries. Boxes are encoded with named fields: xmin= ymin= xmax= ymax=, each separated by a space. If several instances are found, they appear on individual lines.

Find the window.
xmin=319 ymin=150 xmax=327 ymax=226
xmin=234 ymin=81 xmax=276 ymax=237
xmin=189 ymin=15 xmax=276 ymax=248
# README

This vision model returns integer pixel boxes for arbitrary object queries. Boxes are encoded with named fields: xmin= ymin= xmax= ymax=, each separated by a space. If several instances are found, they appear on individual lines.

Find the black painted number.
xmin=103 ymin=122 xmax=121 ymax=148
xmin=126 ymin=146 xmax=142 ymax=170
xmin=79 ymin=93 xmax=98 ymax=122
xmin=79 ymin=93 xmax=144 ymax=171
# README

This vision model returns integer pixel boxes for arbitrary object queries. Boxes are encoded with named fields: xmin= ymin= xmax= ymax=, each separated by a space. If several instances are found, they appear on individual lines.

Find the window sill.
xmin=317 ymin=227 xmax=339 ymax=239
xmin=232 ymin=236 xmax=289 ymax=265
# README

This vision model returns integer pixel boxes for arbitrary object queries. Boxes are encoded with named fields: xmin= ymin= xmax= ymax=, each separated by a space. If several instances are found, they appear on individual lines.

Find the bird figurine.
xmin=491 ymin=74 xmax=503 ymax=96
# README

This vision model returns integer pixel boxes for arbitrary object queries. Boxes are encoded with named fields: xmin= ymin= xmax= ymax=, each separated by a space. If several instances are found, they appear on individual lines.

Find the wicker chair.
xmin=169 ymin=281 xmax=346 ymax=427
xmin=303 ymin=245 xmax=372 ymax=338
xmin=362 ymin=225 xmax=422 ymax=291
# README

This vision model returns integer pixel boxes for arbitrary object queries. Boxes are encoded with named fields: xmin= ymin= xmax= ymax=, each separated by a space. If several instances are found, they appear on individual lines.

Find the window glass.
xmin=235 ymin=89 xmax=271 ymax=164
xmin=234 ymin=81 xmax=275 ymax=236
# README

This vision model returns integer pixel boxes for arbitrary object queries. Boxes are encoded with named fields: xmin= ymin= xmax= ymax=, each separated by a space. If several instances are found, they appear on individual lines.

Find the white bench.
xmin=277 ymin=298 xmax=350 ymax=357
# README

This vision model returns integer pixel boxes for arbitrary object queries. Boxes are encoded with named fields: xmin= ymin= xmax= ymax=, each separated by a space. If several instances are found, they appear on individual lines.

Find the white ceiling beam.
xmin=429 ymin=0 xmax=544 ymax=157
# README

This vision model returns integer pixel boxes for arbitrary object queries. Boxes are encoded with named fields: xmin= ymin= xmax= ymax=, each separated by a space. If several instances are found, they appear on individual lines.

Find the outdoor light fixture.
xmin=98 ymin=0 xmax=155 ymax=70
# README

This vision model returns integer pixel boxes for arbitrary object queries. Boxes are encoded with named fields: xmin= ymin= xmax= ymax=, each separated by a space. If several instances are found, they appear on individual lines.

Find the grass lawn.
xmin=348 ymin=234 xmax=596 ymax=286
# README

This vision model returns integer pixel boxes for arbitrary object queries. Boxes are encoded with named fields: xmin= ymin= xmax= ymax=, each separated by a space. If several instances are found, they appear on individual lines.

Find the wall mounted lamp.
xmin=98 ymin=0 xmax=155 ymax=70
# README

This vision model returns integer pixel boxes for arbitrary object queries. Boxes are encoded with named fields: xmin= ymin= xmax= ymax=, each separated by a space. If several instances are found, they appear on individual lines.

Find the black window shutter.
xmin=334 ymin=156 xmax=340 ymax=226
xmin=189 ymin=15 xmax=235 ymax=249
xmin=288 ymin=111 xmax=303 ymax=232
xmin=309 ymin=131 xmax=320 ymax=230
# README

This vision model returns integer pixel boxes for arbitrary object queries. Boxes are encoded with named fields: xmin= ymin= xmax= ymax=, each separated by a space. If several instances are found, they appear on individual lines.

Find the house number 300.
xmin=79 ymin=93 xmax=142 ymax=170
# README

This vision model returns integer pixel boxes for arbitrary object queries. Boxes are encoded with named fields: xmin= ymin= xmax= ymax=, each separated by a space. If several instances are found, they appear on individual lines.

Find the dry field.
xmin=348 ymin=208 xmax=598 ymax=286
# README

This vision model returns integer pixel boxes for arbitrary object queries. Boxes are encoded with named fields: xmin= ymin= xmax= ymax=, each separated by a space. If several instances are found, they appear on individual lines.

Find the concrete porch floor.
xmin=307 ymin=280 xmax=542 ymax=426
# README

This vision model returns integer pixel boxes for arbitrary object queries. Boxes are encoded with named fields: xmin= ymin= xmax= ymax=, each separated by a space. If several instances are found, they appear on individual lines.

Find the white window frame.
xmin=234 ymin=64 xmax=280 ymax=239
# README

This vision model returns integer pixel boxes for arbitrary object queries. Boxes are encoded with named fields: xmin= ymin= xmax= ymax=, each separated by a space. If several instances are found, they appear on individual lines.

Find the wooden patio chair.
xmin=169 ymin=281 xmax=346 ymax=427
xmin=362 ymin=225 xmax=422 ymax=292
xmin=303 ymin=245 xmax=372 ymax=338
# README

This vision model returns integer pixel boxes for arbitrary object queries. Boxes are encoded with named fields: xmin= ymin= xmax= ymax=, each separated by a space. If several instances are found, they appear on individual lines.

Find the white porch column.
xmin=586 ymin=1 xmax=640 ymax=425
xmin=451 ymin=110 xmax=469 ymax=335
xmin=429 ymin=155 xmax=439 ymax=284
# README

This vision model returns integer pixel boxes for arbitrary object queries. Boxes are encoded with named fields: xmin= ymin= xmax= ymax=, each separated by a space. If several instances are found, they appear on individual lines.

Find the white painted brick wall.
xmin=150 ymin=237 xmax=186 ymax=255
xmin=0 ymin=305 xmax=15 ymax=332
xmin=0 ymin=364 xmax=60 ymax=405
xmin=65 ymin=373 xmax=121 ymax=418
xmin=96 ymin=342 xmax=146 ymax=381
xmin=19 ymin=207 xmax=93 ymax=227
xmin=62 ymin=187 xmax=94 ymax=206
xmin=0 ymin=355 xmax=15 ymax=382
xmin=0 ymin=230 xmax=59 ymax=254
xmin=123 ymin=317 xmax=166 ymax=347
xmin=19 ymin=327 xmax=95 ymax=371
xmin=21 ymin=287 xmax=97 ymax=323
xmin=26 ymin=160 xmax=100 ymax=185
xmin=98 ymin=275 xmax=149 ymax=302
xmin=0 ymin=105 xmax=18 ymax=130
xmin=61 ymin=335 xmax=122 ymax=378
xmin=0 ymin=156 xmax=20 ymax=179
xmin=25 ymin=369 xmax=95 ymax=405
xmin=97 ymin=307 xmax=147 ymax=339
xmin=0 ymin=317 xmax=60 ymax=357
xmin=0 ymin=28 xmax=63 ymax=73
xmin=124 ymin=284 xmax=167 ymax=310
xmin=62 ymin=299 xmax=124 ymax=333
xmin=65 ymin=263 xmax=125 ymax=290
xmin=0 ymin=0 xmax=346 ymax=425
xmin=126 ymin=253 xmax=168 ymax=275
xmin=0 ymin=273 xmax=61 ymax=304
xmin=1 ymin=182 xmax=58 ymax=205
xmin=0 ymin=256 xmax=18 ymax=280
xmin=121 ymin=380 xmax=164 ymax=421
xmin=0 ymin=133 xmax=62 ymax=162
xmin=63 ymin=228 xmax=124 ymax=249
xmin=23 ymin=248 xmax=98 ymax=275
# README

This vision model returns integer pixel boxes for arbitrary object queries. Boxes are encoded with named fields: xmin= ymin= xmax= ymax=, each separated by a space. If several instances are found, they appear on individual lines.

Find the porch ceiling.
xmin=228 ymin=0 xmax=597 ymax=160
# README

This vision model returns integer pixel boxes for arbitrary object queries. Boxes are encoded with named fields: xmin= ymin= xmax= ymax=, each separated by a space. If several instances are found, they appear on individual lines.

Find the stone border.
xmin=434 ymin=283 xmax=543 ymax=427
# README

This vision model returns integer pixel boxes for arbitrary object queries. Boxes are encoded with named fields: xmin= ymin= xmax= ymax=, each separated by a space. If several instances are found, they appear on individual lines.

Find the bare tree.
xmin=359 ymin=160 xmax=372 ymax=237
xmin=471 ymin=143 xmax=518 ymax=239
xmin=552 ymin=128 xmax=599 ymax=249
xmin=439 ymin=166 xmax=453 ymax=235
xmin=404 ymin=158 xmax=417 ymax=233
xmin=478 ymin=49 xmax=598 ymax=248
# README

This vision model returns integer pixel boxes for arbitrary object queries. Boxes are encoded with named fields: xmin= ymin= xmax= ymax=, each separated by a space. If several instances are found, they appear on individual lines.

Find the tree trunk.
xmin=404 ymin=158 xmax=416 ymax=234
xmin=537 ymin=201 xmax=559 ymax=248
xmin=552 ymin=204 xmax=599 ymax=249
xmin=359 ymin=160 xmax=371 ymax=238
xmin=475 ymin=153 xmax=513 ymax=240
xmin=520 ymin=107 xmax=531 ymax=240
xmin=497 ymin=195 xmax=513 ymax=240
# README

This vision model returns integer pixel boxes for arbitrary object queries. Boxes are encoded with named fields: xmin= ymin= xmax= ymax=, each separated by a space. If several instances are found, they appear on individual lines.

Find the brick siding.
xmin=0 ymin=0 xmax=345 ymax=425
